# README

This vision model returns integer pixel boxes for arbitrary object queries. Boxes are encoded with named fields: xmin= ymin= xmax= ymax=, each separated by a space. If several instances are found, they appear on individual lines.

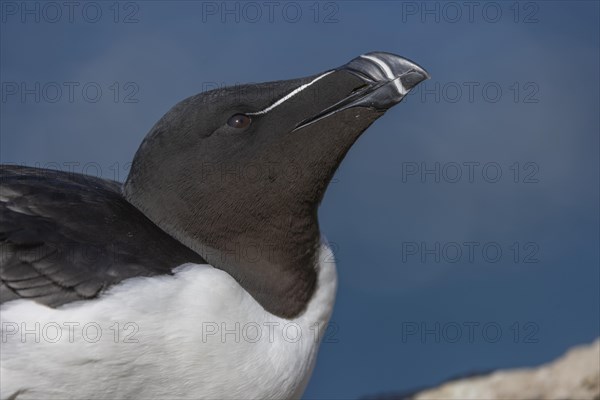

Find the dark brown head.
xmin=124 ymin=52 xmax=429 ymax=318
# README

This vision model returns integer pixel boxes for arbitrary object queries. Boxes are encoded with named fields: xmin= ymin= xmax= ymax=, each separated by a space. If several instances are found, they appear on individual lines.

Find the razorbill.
xmin=0 ymin=52 xmax=429 ymax=400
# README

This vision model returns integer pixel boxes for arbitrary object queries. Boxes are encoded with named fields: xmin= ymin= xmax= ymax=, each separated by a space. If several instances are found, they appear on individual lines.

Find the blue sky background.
xmin=1 ymin=1 xmax=598 ymax=398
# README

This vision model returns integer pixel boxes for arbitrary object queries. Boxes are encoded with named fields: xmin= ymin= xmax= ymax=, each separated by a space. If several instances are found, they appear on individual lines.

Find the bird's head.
xmin=124 ymin=52 xmax=429 ymax=317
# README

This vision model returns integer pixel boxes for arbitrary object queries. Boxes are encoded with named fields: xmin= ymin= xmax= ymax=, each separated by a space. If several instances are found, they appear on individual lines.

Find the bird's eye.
xmin=227 ymin=114 xmax=251 ymax=129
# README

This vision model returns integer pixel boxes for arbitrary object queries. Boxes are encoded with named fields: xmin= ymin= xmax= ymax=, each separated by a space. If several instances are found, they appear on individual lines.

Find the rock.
xmin=412 ymin=339 xmax=600 ymax=400
xmin=369 ymin=339 xmax=600 ymax=400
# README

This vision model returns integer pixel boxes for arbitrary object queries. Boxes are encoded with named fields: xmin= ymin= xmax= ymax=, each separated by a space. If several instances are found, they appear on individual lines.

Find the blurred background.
xmin=1 ymin=1 xmax=598 ymax=398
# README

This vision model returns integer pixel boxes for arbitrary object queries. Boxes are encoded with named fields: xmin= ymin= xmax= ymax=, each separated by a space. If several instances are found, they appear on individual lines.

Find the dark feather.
xmin=0 ymin=165 xmax=206 ymax=306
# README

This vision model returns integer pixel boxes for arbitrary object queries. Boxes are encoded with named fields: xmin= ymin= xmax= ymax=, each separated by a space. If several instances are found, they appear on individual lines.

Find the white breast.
xmin=0 ymin=241 xmax=337 ymax=400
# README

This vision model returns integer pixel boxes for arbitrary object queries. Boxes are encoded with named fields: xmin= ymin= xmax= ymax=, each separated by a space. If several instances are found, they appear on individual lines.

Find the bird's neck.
xmin=124 ymin=180 xmax=320 ymax=319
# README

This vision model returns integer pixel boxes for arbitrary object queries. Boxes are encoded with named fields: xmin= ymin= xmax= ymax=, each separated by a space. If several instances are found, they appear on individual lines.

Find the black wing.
xmin=0 ymin=165 xmax=205 ymax=306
